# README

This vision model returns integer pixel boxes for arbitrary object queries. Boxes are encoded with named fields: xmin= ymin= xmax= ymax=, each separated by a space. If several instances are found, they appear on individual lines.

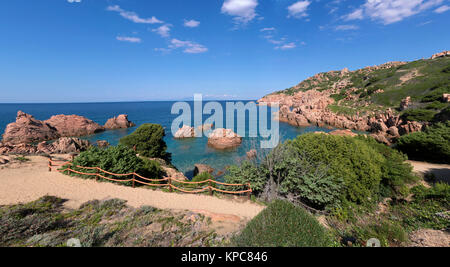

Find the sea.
xmin=0 ymin=101 xmax=335 ymax=177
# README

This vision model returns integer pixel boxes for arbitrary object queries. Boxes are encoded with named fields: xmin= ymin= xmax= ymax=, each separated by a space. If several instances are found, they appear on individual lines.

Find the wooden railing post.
xmin=132 ymin=174 xmax=135 ymax=188
xmin=247 ymin=183 xmax=251 ymax=201
xmin=208 ymin=180 xmax=213 ymax=196
xmin=96 ymin=168 xmax=99 ymax=181
xmin=168 ymin=177 xmax=172 ymax=193
xmin=48 ymin=157 xmax=52 ymax=172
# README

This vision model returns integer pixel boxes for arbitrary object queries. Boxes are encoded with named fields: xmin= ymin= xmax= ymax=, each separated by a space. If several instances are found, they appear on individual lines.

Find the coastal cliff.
xmin=258 ymin=51 xmax=450 ymax=144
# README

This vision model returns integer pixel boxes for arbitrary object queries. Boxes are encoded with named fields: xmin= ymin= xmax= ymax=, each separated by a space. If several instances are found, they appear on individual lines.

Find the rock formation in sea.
xmin=193 ymin=164 xmax=214 ymax=177
xmin=207 ymin=128 xmax=242 ymax=150
xmin=44 ymin=114 xmax=105 ymax=137
xmin=1 ymin=111 xmax=60 ymax=145
xmin=174 ymin=125 xmax=195 ymax=138
xmin=1 ymin=111 xmax=135 ymax=149
xmin=104 ymin=114 xmax=136 ymax=130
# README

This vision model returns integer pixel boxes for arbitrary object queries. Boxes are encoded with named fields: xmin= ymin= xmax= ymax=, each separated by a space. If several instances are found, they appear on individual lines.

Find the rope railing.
xmin=48 ymin=157 xmax=252 ymax=199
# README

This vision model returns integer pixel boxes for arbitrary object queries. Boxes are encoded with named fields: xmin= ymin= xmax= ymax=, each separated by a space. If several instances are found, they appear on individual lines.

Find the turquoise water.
xmin=0 ymin=101 xmax=335 ymax=176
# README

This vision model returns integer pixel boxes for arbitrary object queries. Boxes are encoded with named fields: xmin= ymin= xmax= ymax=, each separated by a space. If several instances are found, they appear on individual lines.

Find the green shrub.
xmin=396 ymin=122 xmax=450 ymax=163
xmin=433 ymin=106 xmax=450 ymax=122
xmin=425 ymin=101 xmax=447 ymax=110
xmin=289 ymin=134 xmax=385 ymax=206
xmin=224 ymin=161 xmax=267 ymax=195
xmin=192 ymin=172 xmax=213 ymax=183
xmin=69 ymin=145 xmax=164 ymax=186
xmin=119 ymin=124 xmax=171 ymax=162
xmin=233 ymin=200 xmax=331 ymax=247
xmin=401 ymin=109 xmax=437 ymax=122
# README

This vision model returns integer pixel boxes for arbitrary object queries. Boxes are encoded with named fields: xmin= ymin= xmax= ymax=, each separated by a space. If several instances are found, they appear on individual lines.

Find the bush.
xmin=289 ymin=134 xmax=385 ymax=206
xmin=192 ymin=172 xmax=213 ymax=183
xmin=224 ymin=161 xmax=267 ymax=195
xmin=119 ymin=124 xmax=171 ymax=162
xmin=225 ymin=134 xmax=417 ymax=211
xmin=233 ymin=200 xmax=331 ymax=247
xmin=396 ymin=122 xmax=450 ymax=163
xmin=401 ymin=109 xmax=437 ymax=122
xmin=69 ymin=145 xmax=164 ymax=186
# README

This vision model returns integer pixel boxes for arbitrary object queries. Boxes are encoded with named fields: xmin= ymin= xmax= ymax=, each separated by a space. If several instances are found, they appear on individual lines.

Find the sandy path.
xmin=408 ymin=160 xmax=450 ymax=183
xmin=0 ymin=156 xmax=264 ymax=220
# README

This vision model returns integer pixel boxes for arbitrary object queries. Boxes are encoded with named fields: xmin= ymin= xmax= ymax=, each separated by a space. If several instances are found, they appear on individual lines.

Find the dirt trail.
xmin=0 ymin=156 xmax=264 ymax=221
xmin=408 ymin=160 xmax=450 ymax=183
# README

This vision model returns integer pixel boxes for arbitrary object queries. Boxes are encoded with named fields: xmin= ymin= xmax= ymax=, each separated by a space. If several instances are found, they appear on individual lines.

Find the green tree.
xmin=119 ymin=124 xmax=171 ymax=162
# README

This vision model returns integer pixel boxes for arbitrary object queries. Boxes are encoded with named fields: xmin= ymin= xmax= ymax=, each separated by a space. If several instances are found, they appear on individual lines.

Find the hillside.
xmin=258 ymin=51 xmax=450 ymax=144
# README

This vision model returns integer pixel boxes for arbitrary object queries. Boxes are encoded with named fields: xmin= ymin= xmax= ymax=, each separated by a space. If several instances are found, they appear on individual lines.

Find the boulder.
xmin=0 ymin=157 xmax=9 ymax=165
xmin=104 ymin=114 xmax=135 ymax=130
xmin=45 ymin=115 xmax=105 ymax=137
xmin=387 ymin=126 xmax=400 ymax=138
xmin=443 ymin=94 xmax=450 ymax=103
xmin=194 ymin=164 xmax=214 ymax=177
xmin=207 ymin=129 xmax=242 ymax=150
xmin=246 ymin=149 xmax=257 ymax=159
xmin=44 ymin=137 xmax=91 ymax=154
xmin=2 ymin=111 xmax=60 ymax=145
xmin=174 ymin=125 xmax=195 ymax=138
xmin=370 ymin=134 xmax=391 ymax=146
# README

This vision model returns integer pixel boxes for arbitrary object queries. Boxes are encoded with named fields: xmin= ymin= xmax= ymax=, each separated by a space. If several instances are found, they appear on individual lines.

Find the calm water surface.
xmin=0 ymin=101 xmax=335 ymax=176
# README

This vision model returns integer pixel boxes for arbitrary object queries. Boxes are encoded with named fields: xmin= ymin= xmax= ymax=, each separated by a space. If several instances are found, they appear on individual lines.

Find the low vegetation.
xmin=396 ymin=122 xmax=450 ymax=163
xmin=225 ymin=134 xmax=417 ymax=212
xmin=233 ymin=200 xmax=332 ymax=247
xmin=67 ymin=145 xmax=165 ymax=186
xmin=0 ymin=196 xmax=226 ymax=247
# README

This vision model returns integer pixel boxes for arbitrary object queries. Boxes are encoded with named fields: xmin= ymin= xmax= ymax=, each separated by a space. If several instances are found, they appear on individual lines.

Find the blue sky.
xmin=0 ymin=0 xmax=449 ymax=103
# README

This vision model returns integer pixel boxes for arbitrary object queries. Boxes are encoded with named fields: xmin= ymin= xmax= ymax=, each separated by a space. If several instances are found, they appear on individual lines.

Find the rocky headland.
xmin=258 ymin=51 xmax=450 ymax=145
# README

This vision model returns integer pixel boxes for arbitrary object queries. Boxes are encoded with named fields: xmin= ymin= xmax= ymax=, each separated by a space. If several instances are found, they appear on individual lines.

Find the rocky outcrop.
xmin=2 ymin=111 xmax=60 ymax=145
xmin=45 ymin=115 xmax=104 ymax=137
xmin=1 ymin=111 xmax=134 ymax=150
xmin=194 ymin=164 xmax=214 ymax=177
xmin=431 ymin=51 xmax=450 ymax=59
xmin=104 ymin=115 xmax=135 ymax=130
xmin=444 ymin=94 xmax=450 ymax=103
xmin=207 ymin=129 xmax=242 ymax=150
xmin=1 ymin=137 xmax=91 ymax=155
xmin=400 ymin=97 xmax=411 ymax=111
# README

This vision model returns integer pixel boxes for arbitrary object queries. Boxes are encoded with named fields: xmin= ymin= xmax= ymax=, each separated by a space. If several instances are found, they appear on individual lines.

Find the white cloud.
xmin=260 ymin=27 xmax=276 ymax=32
xmin=287 ymin=1 xmax=311 ymax=18
xmin=159 ymin=39 xmax=208 ymax=54
xmin=67 ymin=0 xmax=81 ymax=3
xmin=152 ymin=24 xmax=172 ymax=38
xmin=335 ymin=24 xmax=359 ymax=31
xmin=221 ymin=0 xmax=259 ymax=24
xmin=434 ymin=5 xmax=450 ymax=13
xmin=344 ymin=0 xmax=444 ymax=25
xmin=184 ymin=19 xmax=200 ymax=28
xmin=107 ymin=5 xmax=163 ymax=24
xmin=275 ymin=42 xmax=296 ymax=50
xmin=344 ymin=9 xmax=364 ymax=20
xmin=116 ymin=36 xmax=141 ymax=43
